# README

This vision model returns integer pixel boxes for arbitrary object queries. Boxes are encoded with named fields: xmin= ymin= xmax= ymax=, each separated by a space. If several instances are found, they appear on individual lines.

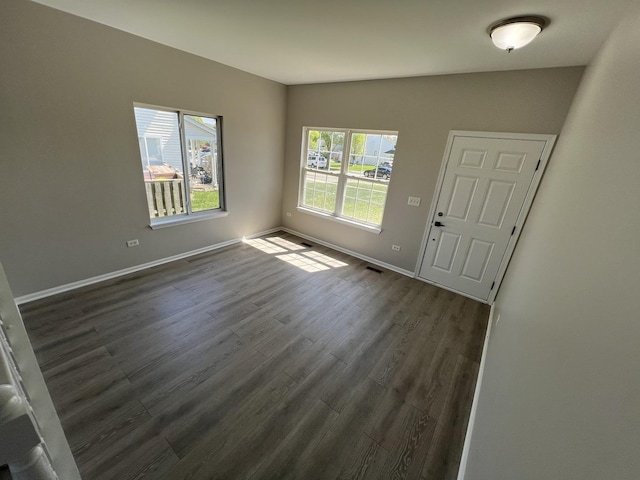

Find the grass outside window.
xmin=191 ymin=190 xmax=220 ymax=211
xmin=303 ymin=177 xmax=388 ymax=227
xmin=342 ymin=179 xmax=387 ymax=225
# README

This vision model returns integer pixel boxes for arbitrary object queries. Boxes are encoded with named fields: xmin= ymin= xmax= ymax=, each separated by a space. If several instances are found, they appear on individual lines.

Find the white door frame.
xmin=415 ymin=131 xmax=557 ymax=304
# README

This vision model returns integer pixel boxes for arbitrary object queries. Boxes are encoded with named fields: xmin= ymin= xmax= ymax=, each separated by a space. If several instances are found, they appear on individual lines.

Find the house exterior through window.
xmin=133 ymin=105 xmax=225 ymax=224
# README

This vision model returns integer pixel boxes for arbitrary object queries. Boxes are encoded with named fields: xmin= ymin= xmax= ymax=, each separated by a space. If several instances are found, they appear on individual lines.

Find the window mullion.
xmin=335 ymin=130 xmax=352 ymax=218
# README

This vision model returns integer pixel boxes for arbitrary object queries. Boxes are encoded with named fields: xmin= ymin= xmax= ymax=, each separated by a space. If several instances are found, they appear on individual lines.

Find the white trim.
xmin=296 ymin=207 xmax=382 ymax=234
xmin=414 ymin=131 xmax=456 ymax=274
xmin=447 ymin=130 xmax=556 ymax=142
xmin=486 ymin=134 xmax=556 ymax=303
xmin=280 ymin=227 xmax=414 ymax=277
xmin=457 ymin=303 xmax=496 ymax=480
xmin=415 ymin=130 xmax=557 ymax=305
xmin=150 ymin=210 xmax=229 ymax=229
xmin=14 ymin=228 xmax=282 ymax=305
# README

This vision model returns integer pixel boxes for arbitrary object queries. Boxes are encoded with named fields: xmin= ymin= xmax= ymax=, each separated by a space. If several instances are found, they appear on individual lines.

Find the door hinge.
xmin=511 ymin=225 xmax=516 ymax=236
xmin=535 ymin=158 xmax=541 ymax=171
xmin=490 ymin=281 xmax=495 ymax=290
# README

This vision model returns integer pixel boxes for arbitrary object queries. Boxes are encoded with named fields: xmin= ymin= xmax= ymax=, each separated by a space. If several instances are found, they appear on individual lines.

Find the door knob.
xmin=434 ymin=221 xmax=445 ymax=227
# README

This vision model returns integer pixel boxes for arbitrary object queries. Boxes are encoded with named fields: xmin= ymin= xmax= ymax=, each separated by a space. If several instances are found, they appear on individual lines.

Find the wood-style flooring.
xmin=21 ymin=232 xmax=489 ymax=480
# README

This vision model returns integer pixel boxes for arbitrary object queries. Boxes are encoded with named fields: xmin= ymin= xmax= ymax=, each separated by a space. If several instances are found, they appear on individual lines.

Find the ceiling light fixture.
xmin=489 ymin=16 xmax=548 ymax=53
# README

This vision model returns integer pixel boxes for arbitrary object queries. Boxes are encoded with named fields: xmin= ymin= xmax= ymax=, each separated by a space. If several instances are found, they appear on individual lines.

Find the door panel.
xmin=418 ymin=135 xmax=547 ymax=301
xmin=494 ymin=152 xmax=526 ymax=173
xmin=460 ymin=239 xmax=493 ymax=281
xmin=459 ymin=149 xmax=487 ymax=168
xmin=477 ymin=180 xmax=515 ymax=228
xmin=432 ymin=232 xmax=461 ymax=272
xmin=447 ymin=176 xmax=478 ymax=220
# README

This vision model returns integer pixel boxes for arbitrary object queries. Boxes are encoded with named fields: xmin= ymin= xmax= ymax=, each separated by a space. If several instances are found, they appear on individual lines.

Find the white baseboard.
xmin=456 ymin=303 xmax=495 ymax=480
xmin=280 ymin=227 xmax=415 ymax=278
xmin=15 ymin=226 xmax=416 ymax=304
xmin=14 ymin=227 xmax=282 ymax=305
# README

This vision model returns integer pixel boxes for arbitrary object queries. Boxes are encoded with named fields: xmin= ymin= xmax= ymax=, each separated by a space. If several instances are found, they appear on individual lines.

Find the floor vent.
xmin=366 ymin=266 xmax=383 ymax=273
xmin=300 ymin=242 xmax=313 ymax=248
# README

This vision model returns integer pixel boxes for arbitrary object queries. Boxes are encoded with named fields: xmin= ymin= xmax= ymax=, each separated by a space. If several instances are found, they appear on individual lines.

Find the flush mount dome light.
xmin=489 ymin=16 xmax=548 ymax=52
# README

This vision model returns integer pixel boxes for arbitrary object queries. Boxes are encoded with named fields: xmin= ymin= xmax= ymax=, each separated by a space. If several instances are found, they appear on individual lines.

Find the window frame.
xmin=297 ymin=126 xmax=397 ymax=232
xmin=133 ymin=103 xmax=226 ymax=228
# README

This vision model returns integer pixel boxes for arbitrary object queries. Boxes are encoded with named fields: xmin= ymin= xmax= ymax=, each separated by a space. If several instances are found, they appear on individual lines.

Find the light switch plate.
xmin=407 ymin=196 xmax=421 ymax=207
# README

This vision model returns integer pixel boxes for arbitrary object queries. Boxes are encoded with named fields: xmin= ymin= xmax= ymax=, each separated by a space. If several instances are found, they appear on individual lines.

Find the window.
xmin=138 ymin=136 xmax=163 ymax=166
xmin=299 ymin=127 xmax=398 ymax=229
xmin=133 ymin=106 xmax=225 ymax=224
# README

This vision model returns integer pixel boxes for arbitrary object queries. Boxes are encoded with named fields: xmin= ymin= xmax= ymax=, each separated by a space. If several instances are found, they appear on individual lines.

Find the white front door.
xmin=418 ymin=132 xmax=554 ymax=302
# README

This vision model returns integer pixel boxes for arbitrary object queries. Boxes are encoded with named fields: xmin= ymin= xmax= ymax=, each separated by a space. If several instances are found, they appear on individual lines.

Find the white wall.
xmin=0 ymin=0 xmax=286 ymax=297
xmin=464 ymin=5 xmax=640 ymax=479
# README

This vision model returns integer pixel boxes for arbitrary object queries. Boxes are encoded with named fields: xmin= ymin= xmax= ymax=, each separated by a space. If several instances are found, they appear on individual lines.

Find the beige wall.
xmin=0 ymin=0 xmax=286 ymax=297
xmin=282 ymin=68 xmax=583 ymax=271
xmin=464 ymin=5 xmax=640 ymax=480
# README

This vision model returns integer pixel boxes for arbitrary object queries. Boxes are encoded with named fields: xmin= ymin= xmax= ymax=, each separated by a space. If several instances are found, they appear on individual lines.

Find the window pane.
xmin=320 ymin=130 xmax=344 ymax=173
xmin=342 ymin=178 xmax=388 ymax=226
xmin=134 ymin=107 xmax=186 ymax=218
xmin=184 ymin=114 xmax=220 ymax=212
xmin=306 ymin=129 xmax=323 ymax=171
xmin=302 ymin=171 xmax=338 ymax=213
xmin=348 ymin=133 xmax=397 ymax=178
xmin=306 ymin=129 xmax=345 ymax=173
xmin=348 ymin=133 xmax=367 ymax=175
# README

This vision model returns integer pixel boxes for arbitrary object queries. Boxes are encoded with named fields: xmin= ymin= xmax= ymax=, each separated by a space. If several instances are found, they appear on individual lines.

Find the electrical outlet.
xmin=392 ymin=244 xmax=401 ymax=252
xmin=286 ymin=212 xmax=292 ymax=217
xmin=126 ymin=239 xmax=139 ymax=247
xmin=407 ymin=196 xmax=421 ymax=207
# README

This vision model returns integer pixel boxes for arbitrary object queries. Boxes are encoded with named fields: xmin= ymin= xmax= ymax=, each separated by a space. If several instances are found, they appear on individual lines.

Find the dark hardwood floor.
xmin=20 ymin=232 xmax=489 ymax=480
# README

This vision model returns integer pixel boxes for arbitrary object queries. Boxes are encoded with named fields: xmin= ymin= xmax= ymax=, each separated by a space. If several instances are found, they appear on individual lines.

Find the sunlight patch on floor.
xmin=243 ymin=238 xmax=288 ymax=254
xmin=243 ymin=236 xmax=349 ymax=272
xmin=275 ymin=253 xmax=330 ymax=272
xmin=265 ymin=237 xmax=305 ymax=251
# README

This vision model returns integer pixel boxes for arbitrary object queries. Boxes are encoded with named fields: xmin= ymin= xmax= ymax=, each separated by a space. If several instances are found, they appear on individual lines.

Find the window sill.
xmin=149 ymin=210 xmax=229 ymax=229
xmin=296 ymin=207 xmax=382 ymax=234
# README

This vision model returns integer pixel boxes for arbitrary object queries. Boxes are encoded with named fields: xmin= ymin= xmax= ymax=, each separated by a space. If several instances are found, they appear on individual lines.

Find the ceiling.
xmin=33 ymin=0 xmax=632 ymax=85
